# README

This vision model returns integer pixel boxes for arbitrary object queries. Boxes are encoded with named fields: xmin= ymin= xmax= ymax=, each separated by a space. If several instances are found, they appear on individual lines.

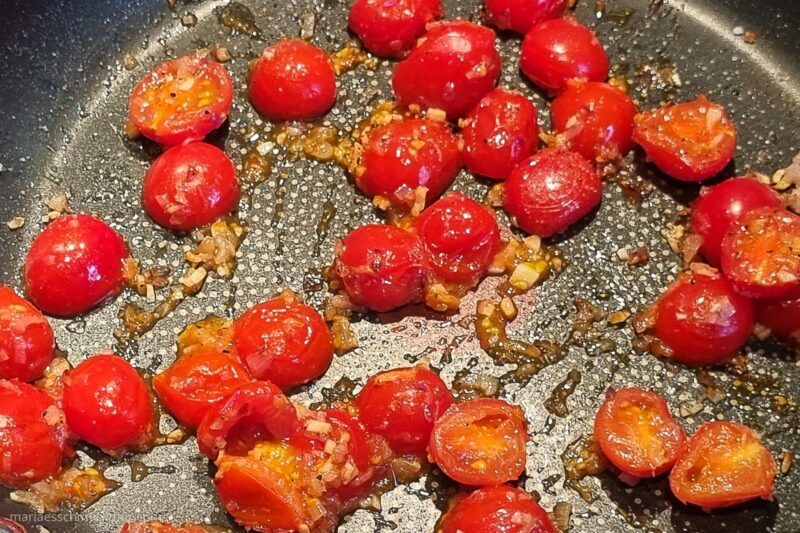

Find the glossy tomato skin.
xmin=669 ymin=421 xmax=777 ymax=510
xmin=348 ymin=0 xmax=442 ymax=58
xmin=25 ymin=214 xmax=129 ymax=317
xmin=392 ymin=20 xmax=502 ymax=119
xmin=249 ymin=39 xmax=336 ymax=122
xmin=332 ymin=225 xmax=427 ymax=312
xmin=460 ymin=88 xmax=538 ymax=180
xmin=520 ymin=18 xmax=609 ymax=93
xmin=438 ymin=485 xmax=557 ymax=533
xmin=129 ymin=52 xmax=234 ymax=147
xmin=633 ymin=95 xmax=736 ymax=182
xmin=503 ymin=148 xmax=602 ymax=237
xmin=755 ymin=290 xmax=800 ymax=343
xmin=691 ymin=178 xmax=782 ymax=266
xmin=0 ymin=286 xmax=55 ymax=382
xmin=142 ymin=142 xmax=239 ymax=232
xmin=355 ymin=366 xmax=452 ymax=454
xmin=550 ymin=81 xmax=637 ymax=161
xmin=484 ymin=0 xmax=567 ymax=35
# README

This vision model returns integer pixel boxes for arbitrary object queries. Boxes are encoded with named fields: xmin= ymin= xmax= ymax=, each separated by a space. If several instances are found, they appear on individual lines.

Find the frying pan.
xmin=0 ymin=0 xmax=799 ymax=531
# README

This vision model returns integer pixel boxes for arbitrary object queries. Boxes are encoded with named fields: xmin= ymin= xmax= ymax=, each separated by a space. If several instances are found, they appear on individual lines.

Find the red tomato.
xmin=633 ymin=95 xmax=736 ymax=182
xmin=0 ymin=519 xmax=26 ymax=533
xmin=120 ymin=523 xmax=208 ymax=533
xmin=755 ymin=290 xmax=800 ymax=343
xmin=669 ymin=421 xmax=777 ymax=510
xmin=142 ymin=142 xmax=239 ymax=232
xmin=415 ymin=193 xmax=501 ymax=287
xmin=593 ymin=388 xmax=686 ymax=478
xmin=355 ymin=366 xmax=452 ymax=454
xmin=550 ymin=81 xmax=637 ymax=162
xmin=392 ymin=20 xmax=502 ymax=119
xmin=484 ymin=0 xmax=567 ymax=35
xmin=0 ymin=286 xmax=55 ymax=382
xmin=520 ymin=18 xmax=609 ymax=93
xmin=460 ymin=88 xmax=538 ymax=180
xmin=428 ymin=398 xmax=527 ymax=486
xmin=0 ymin=380 xmax=67 ymax=488
xmin=129 ymin=52 xmax=233 ymax=147
xmin=249 ymin=39 xmax=336 ymax=122
xmin=691 ymin=178 xmax=782 ymax=266
xmin=438 ymin=485 xmax=556 ymax=533
xmin=503 ymin=148 xmax=602 ymax=237
xmin=332 ymin=225 xmax=427 ymax=312
xmin=721 ymin=207 xmax=800 ymax=299
xmin=355 ymin=118 xmax=462 ymax=207
xmin=25 ymin=214 xmax=129 ymax=317
xmin=348 ymin=0 xmax=442 ymax=58
xmin=62 ymin=354 xmax=154 ymax=452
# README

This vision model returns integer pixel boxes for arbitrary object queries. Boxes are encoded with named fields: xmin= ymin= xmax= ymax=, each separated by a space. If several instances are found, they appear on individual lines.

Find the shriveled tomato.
xmin=129 ymin=52 xmax=233 ymax=146
xmin=720 ymin=207 xmax=800 ymax=299
xmin=0 ymin=286 xmax=55 ymax=382
xmin=520 ymin=18 xmax=608 ymax=93
xmin=503 ymin=148 xmax=602 ymax=237
xmin=484 ymin=0 xmax=567 ymax=35
xmin=755 ymin=289 xmax=800 ymax=344
xmin=249 ymin=39 xmax=336 ymax=122
xmin=348 ymin=0 xmax=442 ymax=58
xmin=393 ymin=20 xmax=502 ymax=119
xmin=633 ymin=95 xmax=736 ymax=182
xmin=428 ymin=398 xmax=527 ymax=486
xmin=332 ymin=225 xmax=427 ymax=312
xmin=460 ymin=88 xmax=538 ymax=180
xmin=438 ymin=485 xmax=556 ymax=533
xmin=120 ymin=522 xmax=209 ymax=533
xmin=669 ymin=421 xmax=777 ymax=510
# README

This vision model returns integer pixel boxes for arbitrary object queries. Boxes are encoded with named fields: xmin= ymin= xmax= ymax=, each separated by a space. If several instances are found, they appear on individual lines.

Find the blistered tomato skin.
xmin=25 ymin=214 xmax=129 ymax=317
xmin=392 ymin=20 xmax=502 ymax=119
xmin=439 ymin=485 xmax=557 ymax=533
xmin=460 ymin=88 xmax=538 ymax=180
xmin=348 ymin=0 xmax=442 ymax=58
xmin=755 ymin=290 xmax=800 ymax=343
xmin=503 ymin=148 xmax=602 ymax=237
xmin=249 ymin=39 xmax=336 ymax=122
xmin=0 ymin=286 xmax=55 ymax=382
xmin=484 ymin=0 xmax=567 ymax=35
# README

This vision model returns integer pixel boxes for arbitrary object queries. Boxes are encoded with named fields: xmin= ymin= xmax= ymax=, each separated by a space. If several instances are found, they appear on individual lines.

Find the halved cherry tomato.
xmin=652 ymin=270 xmax=754 ymax=366
xmin=348 ymin=0 xmax=442 ymax=58
xmin=25 ymin=214 xmax=129 ymax=317
xmin=438 ymin=485 xmax=556 ymax=533
xmin=720 ymin=207 xmax=800 ymax=299
xmin=593 ymin=388 xmax=686 ymax=478
xmin=460 ymin=88 xmax=538 ymax=180
xmin=503 ymin=148 xmax=602 ymax=237
xmin=691 ymin=177 xmax=782 ymax=266
xmin=332 ymin=225 xmax=427 ymax=312
xmin=484 ymin=0 xmax=567 ymax=35
xmin=392 ymin=20 xmax=502 ymax=119
xmin=669 ymin=421 xmax=777 ymax=510
xmin=633 ymin=95 xmax=736 ymax=182
xmin=129 ymin=52 xmax=233 ymax=146
xmin=355 ymin=366 xmax=452 ymax=454
xmin=428 ymin=398 xmax=527 ymax=486
xmin=120 ymin=522 xmax=209 ymax=533
xmin=755 ymin=289 xmax=800 ymax=343
xmin=0 ymin=285 xmax=55 ymax=382
xmin=62 ymin=354 xmax=154 ymax=452
xmin=142 ymin=142 xmax=239 ymax=232
xmin=520 ymin=18 xmax=608 ymax=93
xmin=249 ymin=39 xmax=336 ymax=122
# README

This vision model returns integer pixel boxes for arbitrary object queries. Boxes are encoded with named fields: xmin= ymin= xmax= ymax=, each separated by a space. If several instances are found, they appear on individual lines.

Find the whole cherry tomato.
xmin=0 ymin=285 xmax=55 ymax=382
xmin=438 ymin=485 xmax=557 ymax=533
xmin=755 ymin=289 xmax=800 ymax=344
xmin=484 ymin=0 xmax=567 ymax=35
xmin=348 ymin=0 xmax=442 ymax=58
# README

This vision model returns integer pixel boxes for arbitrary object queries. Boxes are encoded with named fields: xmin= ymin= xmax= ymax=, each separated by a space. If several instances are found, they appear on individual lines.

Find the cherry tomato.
xmin=355 ymin=366 xmax=452 ymax=454
xmin=392 ymin=20 xmax=502 ymax=119
xmin=438 ymin=485 xmax=556 ymax=533
xmin=348 ymin=0 xmax=442 ymax=58
xmin=633 ymin=95 xmax=736 ymax=182
xmin=129 ymin=52 xmax=233 ymax=146
xmin=720 ymin=207 xmax=800 ymax=299
xmin=460 ymin=88 xmax=538 ymax=180
xmin=691 ymin=177 xmax=782 ymax=266
xmin=755 ymin=290 xmax=800 ymax=343
xmin=0 ymin=286 xmax=55 ymax=382
xmin=593 ymin=388 xmax=686 ymax=478
xmin=0 ymin=519 xmax=26 ymax=533
xmin=25 ymin=214 xmax=129 ymax=317
xmin=428 ymin=398 xmax=527 ymax=486
xmin=355 ymin=118 xmax=462 ymax=208
xmin=120 ymin=523 xmax=209 ymax=533
xmin=249 ymin=39 xmax=336 ymax=122
xmin=484 ymin=0 xmax=567 ymax=35
xmin=62 ymin=354 xmax=154 ymax=452
xmin=669 ymin=421 xmax=777 ymax=510
xmin=142 ymin=142 xmax=239 ymax=232
xmin=520 ymin=18 xmax=609 ymax=93
xmin=503 ymin=148 xmax=602 ymax=237
xmin=332 ymin=225 xmax=427 ymax=312
xmin=415 ymin=193 xmax=501 ymax=287
xmin=550 ymin=80 xmax=637 ymax=162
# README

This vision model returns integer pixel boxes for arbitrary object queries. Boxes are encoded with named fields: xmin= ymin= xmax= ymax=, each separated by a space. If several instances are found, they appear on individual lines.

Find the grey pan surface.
xmin=1 ymin=0 xmax=799 ymax=531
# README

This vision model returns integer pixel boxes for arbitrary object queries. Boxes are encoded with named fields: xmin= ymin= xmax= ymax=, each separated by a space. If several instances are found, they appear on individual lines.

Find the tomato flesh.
xmin=348 ymin=0 xmax=442 ymax=58
xmin=484 ymin=0 xmax=567 ymax=35
xmin=0 ymin=285 xmax=55 ymax=382
xmin=439 ymin=485 xmax=557 ymax=533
